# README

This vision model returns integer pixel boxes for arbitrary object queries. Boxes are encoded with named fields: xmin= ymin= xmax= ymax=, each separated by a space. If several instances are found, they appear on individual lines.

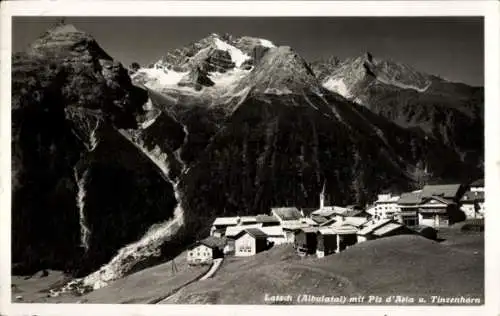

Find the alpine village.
xmin=189 ymin=179 xmax=484 ymax=264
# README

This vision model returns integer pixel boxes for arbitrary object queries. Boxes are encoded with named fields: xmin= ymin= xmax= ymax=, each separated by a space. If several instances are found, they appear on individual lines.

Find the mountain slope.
xmin=11 ymin=24 xmax=186 ymax=277
xmin=163 ymin=235 xmax=483 ymax=304
xmin=311 ymin=52 xmax=484 ymax=166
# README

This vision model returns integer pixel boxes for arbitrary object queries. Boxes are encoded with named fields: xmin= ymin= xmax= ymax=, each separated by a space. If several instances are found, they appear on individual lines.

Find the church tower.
xmin=320 ymin=181 xmax=330 ymax=209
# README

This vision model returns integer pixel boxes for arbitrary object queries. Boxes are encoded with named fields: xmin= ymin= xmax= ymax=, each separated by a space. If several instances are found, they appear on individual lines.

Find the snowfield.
xmin=259 ymin=38 xmax=276 ymax=48
xmin=322 ymin=77 xmax=352 ymax=99
xmin=213 ymin=37 xmax=250 ymax=67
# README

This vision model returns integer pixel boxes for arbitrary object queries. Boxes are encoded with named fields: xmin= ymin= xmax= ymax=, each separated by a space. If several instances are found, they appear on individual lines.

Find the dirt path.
xmin=152 ymin=258 xmax=224 ymax=304
xmin=200 ymin=258 xmax=223 ymax=280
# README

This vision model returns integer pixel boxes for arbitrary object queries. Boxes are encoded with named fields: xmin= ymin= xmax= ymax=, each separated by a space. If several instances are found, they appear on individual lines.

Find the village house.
xmin=282 ymin=221 xmax=309 ymax=243
xmin=316 ymin=228 xmax=338 ymax=258
xmin=397 ymin=192 xmax=422 ymax=227
xmin=325 ymin=223 xmax=359 ymax=253
xmin=418 ymin=196 xmax=462 ymax=227
xmin=187 ymin=236 xmax=226 ymax=265
xmin=421 ymin=184 xmax=467 ymax=203
xmin=370 ymin=193 xmax=401 ymax=221
xmin=460 ymin=190 xmax=485 ymax=219
xmin=357 ymin=219 xmax=413 ymax=243
xmin=469 ymin=178 xmax=484 ymax=193
xmin=234 ymin=228 xmax=269 ymax=257
xmin=210 ymin=217 xmax=239 ymax=237
xmin=418 ymin=184 xmax=467 ymax=227
xmin=259 ymin=226 xmax=287 ymax=245
xmin=239 ymin=216 xmax=258 ymax=226
xmin=294 ymin=227 xmax=319 ymax=256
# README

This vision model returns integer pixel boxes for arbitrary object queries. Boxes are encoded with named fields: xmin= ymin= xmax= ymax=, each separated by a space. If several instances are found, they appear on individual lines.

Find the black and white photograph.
xmin=1 ymin=1 xmax=499 ymax=315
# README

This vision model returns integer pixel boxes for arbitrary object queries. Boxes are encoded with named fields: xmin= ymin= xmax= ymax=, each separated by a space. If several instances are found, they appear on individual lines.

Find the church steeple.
xmin=320 ymin=180 xmax=328 ymax=209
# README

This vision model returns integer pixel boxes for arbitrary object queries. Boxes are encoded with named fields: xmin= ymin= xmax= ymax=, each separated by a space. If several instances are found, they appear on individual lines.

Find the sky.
xmin=12 ymin=17 xmax=484 ymax=86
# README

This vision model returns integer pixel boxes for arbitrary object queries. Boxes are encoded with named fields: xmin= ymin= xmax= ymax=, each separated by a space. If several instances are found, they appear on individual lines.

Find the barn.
xmin=329 ymin=224 xmax=359 ymax=252
xmin=233 ymin=228 xmax=269 ymax=257
xmin=316 ymin=228 xmax=338 ymax=258
xmin=294 ymin=227 xmax=318 ymax=256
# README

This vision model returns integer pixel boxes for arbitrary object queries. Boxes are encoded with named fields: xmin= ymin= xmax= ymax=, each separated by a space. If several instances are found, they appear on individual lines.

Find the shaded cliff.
xmin=11 ymin=24 xmax=184 ymax=276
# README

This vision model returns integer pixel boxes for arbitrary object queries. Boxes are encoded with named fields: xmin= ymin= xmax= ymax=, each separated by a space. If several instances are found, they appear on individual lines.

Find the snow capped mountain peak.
xmin=259 ymin=38 xmax=276 ymax=48
xmin=312 ymin=52 xmax=434 ymax=102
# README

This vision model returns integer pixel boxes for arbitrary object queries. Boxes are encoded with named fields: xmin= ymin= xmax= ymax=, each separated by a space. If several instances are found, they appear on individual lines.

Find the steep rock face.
xmin=312 ymin=53 xmax=484 ymax=167
xmin=11 ymin=24 xmax=184 ymax=276
xmin=177 ymin=67 xmax=215 ymax=90
xmin=235 ymin=46 xmax=319 ymax=94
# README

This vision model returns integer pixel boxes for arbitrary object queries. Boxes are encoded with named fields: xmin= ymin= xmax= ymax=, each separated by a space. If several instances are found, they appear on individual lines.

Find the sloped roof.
xmin=311 ymin=215 xmax=329 ymax=224
xmin=342 ymin=210 xmax=370 ymax=218
xmin=461 ymin=191 xmax=485 ymax=202
xmin=213 ymin=217 xmax=239 ymax=226
xmin=318 ymin=227 xmax=337 ymax=235
xmin=372 ymin=223 xmax=404 ymax=236
xmin=374 ymin=195 xmax=400 ymax=204
xmin=312 ymin=206 xmax=348 ymax=217
xmin=301 ymin=217 xmax=319 ymax=226
xmin=328 ymin=224 xmax=358 ymax=235
xmin=357 ymin=218 xmax=393 ymax=235
xmin=319 ymin=217 xmax=337 ymax=227
xmin=470 ymin=179 xmax=484 ymax=187
xmin=421 ymin=184 xmax=462 ymax=199
xmin=244 ymin=228 xmax=268 ymax=239
xmin=256 ymin=215 xmax=280 ymax=223
xmin=420 ymin=196 xmax=456 ymax=206
xmin=397 ymin=192 xmax=422 ymax=205
xmin=298 ymin=227 xmax=319 ymax=234
xmin=271 ymin=207 xmax=302 ymax=221
xmin=225 ymin=224 xmax=260 ymax=237
xmin=239 ymin=216 xmax=257 ymax=223
xmin=259 ymin=226 xmax=285 ymax=237
xmin=200 ymin=236 xmax=227 ymax=249
xmin=341 ymin=217 xmax=369 ymax=227
xmin=281 ymin=220 xmax=308 ymax=231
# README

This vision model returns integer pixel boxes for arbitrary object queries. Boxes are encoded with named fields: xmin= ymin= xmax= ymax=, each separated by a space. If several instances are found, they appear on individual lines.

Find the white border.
xmin=1 ymin=1 xmax=498 ymax=316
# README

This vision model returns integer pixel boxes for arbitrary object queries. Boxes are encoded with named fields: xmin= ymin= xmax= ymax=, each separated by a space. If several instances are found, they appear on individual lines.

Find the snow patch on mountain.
xmin=376 ymin=76 xmax=432 ymax=92
xmin=210 ymin=68 xmax=251 ymax=87
xmin=259 ymin=38 xmax=276 ymax=48
xmin=213 ymin=37 xmax=250 ymax=67
xmin=322 ymin=77 xmax=352 ymax=99
xmin=135 ymin=67 xmax=188 ymax=89
xmin=264 ymin=87 xmax=293 ymax=95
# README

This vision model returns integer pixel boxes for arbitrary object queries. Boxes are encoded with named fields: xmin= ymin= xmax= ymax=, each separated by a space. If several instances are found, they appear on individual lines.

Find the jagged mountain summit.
xmin=11 ymin=25 xmax=483 ymax=293
xmin=312 ymin=52 xmax=433 ymax=101
xmin=311 ymin=52 xmax=484 ymax=166
xmin=132 ymin=33 xmax=276 ymax=98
